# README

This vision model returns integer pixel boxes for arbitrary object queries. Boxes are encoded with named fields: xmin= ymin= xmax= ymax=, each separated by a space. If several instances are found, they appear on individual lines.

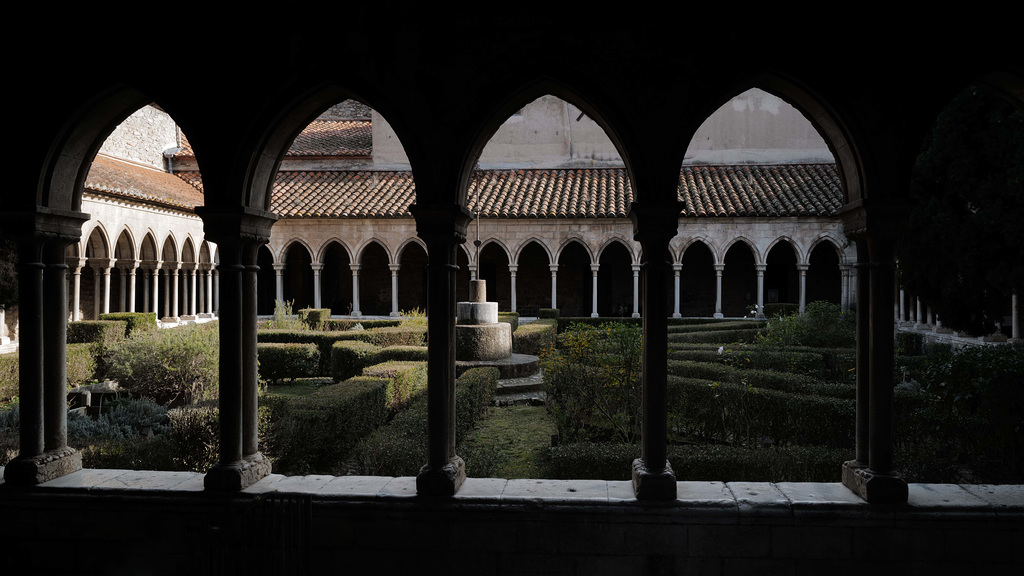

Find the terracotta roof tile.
xmin=85 ymin=155 xmax=204 ymax=209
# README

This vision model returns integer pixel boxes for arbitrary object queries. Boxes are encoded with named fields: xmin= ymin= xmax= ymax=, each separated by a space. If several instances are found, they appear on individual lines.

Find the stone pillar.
xmin=590 ymin=264 xmax=600 ymax=318
xmin=3 ymin=210 xmax=87 ymax=486
xmin=189 ymin=267 xmax=198 ymax=316
xmin=508 ymin=264 xmax=518 ymax=313
xmin=92 ymin=266 xmax=101 ymax=318
xmin=102 ymin=260 xmax=113 ymax=315
xmin=672 ymin=264 xmax=682 ymax=319
xmin=196 ymin=207 xmax=275 ymax=491
xmin=410 ymin=203 xmax=472 ymax=497
xmin=840 ymin=264 xmax=851 ymax=313
xmin=118 ymin=266 xmax=127 ymax=312
xmin=128 ymin=264 xmax=138 ymax=313
xmin=311 ymin=262 xmax=323 ymax=309
xmin=628 ymin=200 xmax=682 ymax=501
xmin=926 ymin=305 xmax=934 ymax=327
xmin=755 ymin=264 xmax=766 ymax=318
xmin=469 ymin=263 xmax=478 ymax=282
xmin=206 ymin=267 xmax=214 ymax=315
xmin=350 ymin=264 xmax=362 ymax=317
xmin=631 ymin=263 xmax=640 ymax=318
xmin=153 ymin=264 xmax=162 ymax=317
xmin=171 ymin=265 xmax=180 ymax=320
xmin=389 ymin=264 xmax=401 ymax=317
xmin=214 ymin=269 xmax=219 ymax=315
xmin=142 ymin=268 xmax=150 ymax=313
xmin=797 ymin=264 xmax=809 ymax=315
xmin=1013 ymin=291 xmax=1020 ymax=340
xmin=549 ymin=264 xmax=558 ymax=310
xmin=713 ymin=264 xmax=725 ymax=319
xmin=71 ymin=262 xmax=83 ymax=321
xmin=273 ymin=263 xmax=285 ymax=304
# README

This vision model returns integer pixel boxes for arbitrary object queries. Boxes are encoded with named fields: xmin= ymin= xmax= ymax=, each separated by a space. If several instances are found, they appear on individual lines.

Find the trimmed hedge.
xmin=538 ymin=308 xmax=559 ymax=319
xmin=329 ymin=340 xmax=381 ymax=382
xmin=67 ymin=320 xmax=128 ymax=346
xmin=373 ymin=345 xmax=428 ymax=363
xmin=297 ymin=308 xmax=332 ymax=330
xmin=361 ymin=361 xmax=427 ymax=414
xmin=267 ymin=378 xmax=389 ymax=476
xmin=259 ymin=326 xmax=426 ymax=375
xmin=322 ymin=318 xmax=401 ymax=331
xmin=666 ymin=360 xmax=855 ymax=399
xmin=666 ymin=328 xmax=762 ymax=344
xmin=0 ymin=343 xmax=97 ymax=402
xmin=347 ymin=367 xmax=499 ymax=476
xmin=666 ymin=320 xmax=764 ymax=334
xmin=497 ymin=311 xmax=520 ymax=333
xmin=512 ymin=319 xmax=557 ymax=355
xmin=545 ymin=442 xmax=847 ymax=482
xmin=258 ymin=342 xmax=320 ymax=385
xmin=98 ymin=312 xmax=157 ymax=337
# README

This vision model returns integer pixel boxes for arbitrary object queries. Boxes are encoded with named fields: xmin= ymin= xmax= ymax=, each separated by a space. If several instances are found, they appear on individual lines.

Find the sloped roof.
xmin=174 ymin=120 xmax=372 ymax=159
xmin=84 ymin=155 xmax=205 ymax=210
xmin=678 ymin=164 xmax=843 ymax=217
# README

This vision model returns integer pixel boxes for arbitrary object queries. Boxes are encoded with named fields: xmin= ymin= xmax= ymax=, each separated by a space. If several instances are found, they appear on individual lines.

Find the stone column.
xmin=128 ymin=264 xmax=138 ymax=313
xmin=549 ymin=264 xmax=558 ymax=310
xmin=469 ymin=263 xmax=478 ymax=282
xmin=898 ymin=287 xmax=906 ymax=323
xmin=713 ymin=264 xmax=725 ymax=319
xmin=273 ymin=263 xmax=285 ymax=304
xmin=171 ymin=265 xmax=180 ymax=320
xmin=71 ymin=261 xmax=83 ymax=321
xmin=1013 ymin=291 xmax=1019 ymax=340
xmin=628 ymin=200 xmax=682 ymax=501
xmin=840 ymin=264 xmax=851 ymax=313
xmin=214 ymin=269 xmax=219 ymax=315
xmin=102 ymin=260 xmax=113 ymax=315
xmin=410 ymin=203 xmax=472 ymax=497
xmin=189 ymin=267 xmax=198 ymax=316
xmin=142 ymin=268 xmax=150 ymax=313
xmin=350 ymin=264 xmax=362 ymax=317
xmin=3 ymin=210 xmax=87 ymax=486
xmin=797 ymin=264 xmax=809 ymax=315
xmin=755 ymin=264 xmax=766 ymax=318
xmin=590 ymin=264 xmax=600 ymax=318
xmin=672 ymin=264 xmax=682 ymax=318
xmin=508 ymin=264 xmax=518 ymax=313
xmin=196 ymin=207 xmax=275 ymax=491
xmin=926 ymin=305 xmax=934 ymax=327
xmin=206 ymin=267 xmax=214 ymax=315
xmin=118 ymin=266 xmax=127 ymax=312
xmin=631 ymin=263 xmax=640 ymax=318
xmin=153 ymin=264 xmax=162 ymax=317
xmin=389 ymin=264 xmax=401 ymax=317
xmin=311 ymin=262 xmax=323 ymax=309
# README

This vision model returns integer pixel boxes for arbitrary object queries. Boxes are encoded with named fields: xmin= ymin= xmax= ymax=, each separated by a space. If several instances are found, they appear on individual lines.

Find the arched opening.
xmin=358 ymin=242 xmax=391 ymax=316
xmin=256 ymin=245 xmax=276 ymax=316
xmin=765 ymin=241 xmax=798 ymax=307
xmin=680 ymin=242 xmax=716 ymax=317
xmin=515 ymin=241 xmax=551 ymax=316
xmin=597 ymin=241 xmax=633 ymax=317
xmin=807 ymin=241 xmax=841 ymax=306
xmin=283 ymin=242 xmax=314 ymax=311
xmin=478 ymin=243 xmax=511 ymax=310
xmin=83 ymin=227 xmax=110 ymax=320
xmin=397 ymin=242 xmax=428 ymax=313
xmin=112 ymin=230 xmax=134 ymax=313
xmin=557 ymin=241 xmax=592 ymax=318
xmin=722 ymin=242 xmax=756 ymax=317
xmin=321 ymin=241 xmax=353 ymax=316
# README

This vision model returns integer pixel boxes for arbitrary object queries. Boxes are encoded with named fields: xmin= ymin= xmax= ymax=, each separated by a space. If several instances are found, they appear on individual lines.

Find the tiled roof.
xmin=174 ymin=120 xmax=372 ymax=159
xmin=85 ymin=155 xmax=205 ymax=210
xmin=254 ymin=164 xmax=842 ymax=219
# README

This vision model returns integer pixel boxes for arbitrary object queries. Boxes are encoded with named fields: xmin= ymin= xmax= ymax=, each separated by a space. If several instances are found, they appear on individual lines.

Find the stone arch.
xmin=597 ymin=237 xmax=637 ymax=264
xmin=397 ymin=240 xmax=428 ymax=313
xmin=317 ymin=237 xmax=354 ymax=264
xmin=514 ymin=240 xmax=552 ymax=316
xmin=277 ymin=238 xmax=315 ymax=264
xmin=807 ymin=235 xmax=845 ymax=266
xmin=320 ymin=239 xmax=355 ymax=316
xmin=358 ymin=240 xmax=392 ymax=316
xmin=722 ymin=241 xmax=757 ymax=317
xmin=765 ymin=236 xmax=805 ymax=267
xmin=680 ymin=240 xmax=717 ymax=317
xmin=557 ymin=239 xmax=593 ymax=317
xmin=513 ymin=237 xmax=554 ymax=265
xmin=597 ymin=239 xmax=634 ymax=317
xmin=256 ymin=244 xmax=277 ymax=315
xmin=807 ymin=239 xmax=843 ymax=306
xmin=478 ymin=241 xmax=511 ymax=310
xmin=282 ymin=240 xmax=314 ymax=311
xmin=719 ymin=236 xmax=760 ymax=267
xmin=765 ymin=239 xmax=799 ymax=307
xmin=355 ymin=238 xmax=394 ymax=266
xmin=555 ymin=236 xmax=595 ymax=265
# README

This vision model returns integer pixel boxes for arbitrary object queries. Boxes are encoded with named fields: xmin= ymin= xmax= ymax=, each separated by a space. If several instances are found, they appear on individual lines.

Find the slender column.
xmin=797 ymin=264 xmax=809 ymax=315
xmin=549 ymin=264 xmax=558 ymax=310
xmin=71 ymin=262 xmax=83 ymax=321
xmin=898 ymin=288 xmax=906 ymax=323
xmin=92 ymin=266 xmax=101 ymax=318
xmin=189 ymin=267 xmax=198 ymax=316
xmin=142 ymin=268 xmax=150 ymax=313
xmin=118 ymin=267 xmax=126 ymax=312
xmin=153 ymin=264 xmax=162 ymax=317
xmin=672 ymin=264 xmax=682 ymax=318
xmin=628 ymin=200 xmax=682 ymax=501
xmin=590 ymin=264 xmax=600 ymax=318
xmin=102 ymin=260 xmax=113 ymax=314
xmin=868 ymin=236 xmax=897 ymax=476
xmin=631 ymin=264 xmax=640 ymax=318
xmin=410 ymin=203 xmax=472 ymax=497
xmin=1013 ymin=291 xmax=1019 ymax=340
xmin=273 ymin=263 xmax=285 ymax=304
xmin=213 ymin=269 xmax=220 ymax=315
xmin=840 ymin=264 xmax=851 ymax=313
xmin=162 ymin=269 xmax=170 ymax=318
xmin=242 ymin=244 xmax=260 ymax=458
xmin=926 ymin=305 xmax=934 ymax=327
xmin=910 ymin=296 xmax=917 ymax=324
xmin=469 ymin=263 xmax=478 ymax=282
xmin=389 ymin=264 xmax=401 ymax=317
xmin=43 ymin=241 xmax=69 ymax=453
xmin=210 ymin=243 xmax=243 ymax=481
xmin=350 ymin=264 xmax=362 ymax=317
xmin=206 ymin=267 xmax=214 ymax=315
xmin=713 ymin=264 xmax=724 ymax=318
xmin=311 ymin=262 xmax=323 ymax=309
xmin=15 ymin=241 xmax=45 ymax=461
xmin=508 ymin=264 xmax=518 ymax=313
xmin=755 ymin=264 xmax=766 ymax=318
xmin=171 ymin=265 xmax=180 ymax=319
xmin=128 ymin=264 xmax=137 ymax=313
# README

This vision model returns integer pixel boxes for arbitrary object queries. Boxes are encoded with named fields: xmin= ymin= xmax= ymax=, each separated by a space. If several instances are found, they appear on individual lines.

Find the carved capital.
xmin=410 ymin=203 xmax=472 ymax=247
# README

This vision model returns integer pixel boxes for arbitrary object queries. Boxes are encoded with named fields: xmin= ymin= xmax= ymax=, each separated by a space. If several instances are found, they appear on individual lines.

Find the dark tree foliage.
xmin=0 ymin=239 xmax=16 ymax=308
xmin=899 ymin=86 xmax=1024 ymax=334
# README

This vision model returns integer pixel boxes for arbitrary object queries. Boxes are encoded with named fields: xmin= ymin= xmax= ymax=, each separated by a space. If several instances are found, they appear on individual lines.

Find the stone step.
xmin=494 ymin=371 xmax=546 ymax=406
xmin=456 ymin=353 xmax=540 ymax=379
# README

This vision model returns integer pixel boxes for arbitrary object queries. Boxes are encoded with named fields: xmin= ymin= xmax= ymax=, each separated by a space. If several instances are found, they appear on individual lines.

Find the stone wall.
xmin=98 ymin=105 xmax=180 ymax=170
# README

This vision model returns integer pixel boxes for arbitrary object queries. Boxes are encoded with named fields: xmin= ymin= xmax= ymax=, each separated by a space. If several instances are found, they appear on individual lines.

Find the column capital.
xmin=309 ymin=263 xmax=324 ymax=272
xmin=627 ymin=200 xmax=684 ymax=246
xmin=507 ymin=264 xmax=518 ymax=273
xmin=549 ymin=265 xmax=559 ymax=273
xmin=755 ymin=264 xmax=767 ymax=273
xmin=631 ymin=264 xmax=641 ymax=273
xmin=194 ymin=205 xmax=277 ymax=248
xmin=410 ymin=203 xmax=473 ymax=246
xmin=388 ymin=263 xmax=401 ymax=272
xmin=714 ymin=264 xmax=725 ymax=273
xmin=797 ymin=264 xmax=810 ymax=272
xmin=350 ymin=264 xmax=362 ymax=274
xmin=272 ymin=263 xmax=286 ymax=272
xmin=672 ymin=263 xmax=683 ymax=272
xmin=0 ymin=207 xmax=89 ymax=246
xmin=590 ymin=264 xmax=601 ymax=273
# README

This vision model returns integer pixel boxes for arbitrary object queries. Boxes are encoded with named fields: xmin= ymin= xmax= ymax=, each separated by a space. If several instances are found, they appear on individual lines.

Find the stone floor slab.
xmin=93 ymin=470 xmax=200 ymax=491
xmin=243 ymin=473 xmax=287 ymax=494
xmin=727 ymin=482 xmax=791 ymax=516
xmin=319 ymin=475 xmax=395 ymax=496
xmin=379 ymin=476 xmax=417 ymax=498
xmin=39 ymin=468 xmax=129 ymax=489
xmin=907 ymin=483 xmax=989 ymax=508
xmin=607 ymin=481 xmax=638 ymax=502
xmin=961 ymin=484 xmax=1024 ymax=509
xmin=272 ymin=474 xmax=334 ymax=493
xmin=504 ymin=478 xmax=609 ymax=502
xmin=455 ymin=477 xmax=507 ymax=500
xmin=677 ymin=481 xmax=736 ymax=509
xmin=775 ymin=482 xmax=867 ymax=507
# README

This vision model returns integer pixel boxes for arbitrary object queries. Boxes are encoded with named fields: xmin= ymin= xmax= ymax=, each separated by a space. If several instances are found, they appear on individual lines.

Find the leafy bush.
xmin=266 ymin=299 xmax=304 ymax=331
xmin=329 ymin=341 xmax=381 ymax=382
xmin=540 ymin=322 xmax=642 ymax=444
xmin=538 ymin=308 xmax=559 ymax=319
xmin=373 ymin=345 xmax=428 ymax=363
xmin=67 ymin=319 xmax=127 ymax=378
xmin=68 ymin=397 xmax=170 ymax=440
xmin=0 ymin=354 xmax=15 ymax=403
xmin=895 ymin=331 xmax=925 ymax=356
xmin=322 ymin=318 xmax=401 ymax=331
xmin=258 ymin=342 xmax=320 ymax=385
xmin=497 ymin=311 xmax=519 ymax=333
xmin=762 ymin=303 xmax=799 ymax=318
xmin=167 ymin=402 xmax=220 ymax=472
xmin=361 ymin=361 xmax=427 ymax=414
xmin=756 ymin=301 xmax=854 ymax=348
xmin=298 ymin=308 xmax=332 ymax=330
xmin=105 ymin=323 xmax=219 ymax=406
xmin=0 ymin=343 xmax=97 ymax=402
xmin=512 ymin=319 xmax=557 ymax=355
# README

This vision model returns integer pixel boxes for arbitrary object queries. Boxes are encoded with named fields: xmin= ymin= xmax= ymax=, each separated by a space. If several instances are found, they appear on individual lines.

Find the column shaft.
xmin=590 ymin=265 xmax=599 ymax=318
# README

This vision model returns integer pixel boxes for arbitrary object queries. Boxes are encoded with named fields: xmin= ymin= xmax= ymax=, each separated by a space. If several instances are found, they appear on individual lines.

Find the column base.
xmin=3 ymin=447 xmax=82 ymax=485
xmin=351 ymin=311 xmax=362 ymax=318
xmin=390 ymin=311 xmax=401 ymax=317
xmin=842 ymin=459 xmax=908 ymax=504
xmin=416 ymin=455 xmax=466 ymax=498
xmin=713 ymin=312 xmax=724 ymax=319
xmin=672 ymin=313 xmax=681 ymax=319
xmin=631 ymin=312 xmax=640 ymax=318
xmin=631 ymin=458 xmax=677 ymax=501
xmin=204 ymin=452 xmax=273 ymax=491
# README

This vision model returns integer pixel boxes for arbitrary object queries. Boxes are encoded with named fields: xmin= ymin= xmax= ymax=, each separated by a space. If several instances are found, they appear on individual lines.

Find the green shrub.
xmin=329 ymin=341 xmax=381 ymax=382
xmin=497 ymin=311 xmax=519 ymax=333
xmin=667 ymin=328 xmax=762 ymax=344
xmin=538 ymin=308 xmax=559 ymax=319
xmin=68 ymin=397 xmax=170 ymax=440
xmin=556 ymin=317 xmax=643 ymax=333
xmin=258 ymin=342 xmax=320 ymax=385
xmin=322 ymin=318 xmax=401 ymax=331
xmin=167 ymin=401 xmax=220 ymax=472
xmin=105 ymin=323 xmax=219 ymax=406
xmin=67 ymin=319 xmax=127 ymax=378
xmin=361 ymin=361 xmax=427 ymax=414
xmin=0 ymin=343 xmax=97 ymax=402
xmin=332 ymin=326 xmax=428 ymax=348
xmin=298 ymin=308 xmax=332 ymax=330
xmin=98 ymin=312 xmax=157 ymax=337
xmin=0 ymin=354 xmax=15 ymax=402
xmin=756 ymin=301 xmax=854 ymax=348
xmin=666 ymin=320 xmax=763 ymax=334
xmin=268 ymin=378 xmax=389 ymax=476
xmin=512 ymin=319 xmax=557 ymax=355
xmin=762 ymin=303 xmax=799 ymax=318
xmin=78 ymin=435 xmax=178 ymax=471
xmin=261 ymin=327 xmax=427 ymax=376
xmin=895 ymin=331 xmax=925 ymax=356
xmin=266 ymin=299 xmax=304 ymax=331
xmin=373 ymin=345 xmax=428 ymax=363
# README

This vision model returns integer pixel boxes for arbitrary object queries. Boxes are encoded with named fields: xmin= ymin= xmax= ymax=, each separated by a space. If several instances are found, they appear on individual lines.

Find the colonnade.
xmin=67 ymin=260 xmax=218 ymax=321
